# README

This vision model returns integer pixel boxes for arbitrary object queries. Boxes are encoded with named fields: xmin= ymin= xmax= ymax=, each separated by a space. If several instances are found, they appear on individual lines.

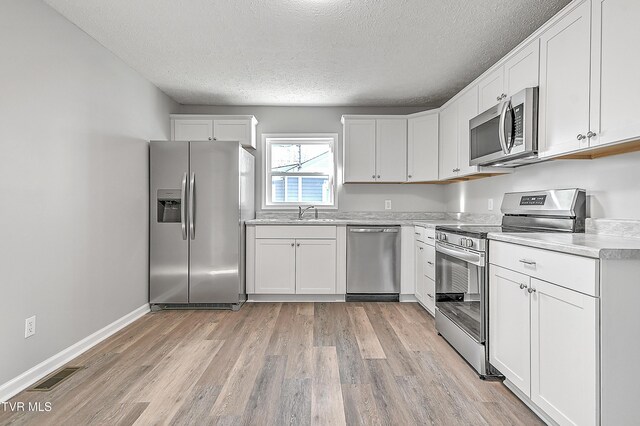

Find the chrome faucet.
xmin=298 ymin=205 xmax=318 ymax=219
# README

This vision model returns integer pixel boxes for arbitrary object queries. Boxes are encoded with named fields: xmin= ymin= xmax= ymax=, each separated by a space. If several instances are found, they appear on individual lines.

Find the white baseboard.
xmin=399 ymin=294 xmax=417 ymax=302
xmin=0 ymin=303 xmax=150 ymax=402
xmin=247 ymin=294 xmax=346 ymax=303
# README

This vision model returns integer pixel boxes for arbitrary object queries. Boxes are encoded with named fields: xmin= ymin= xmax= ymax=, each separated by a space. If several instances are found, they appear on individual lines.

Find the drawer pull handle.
xmin=527 ymin=287 xmax=537 ymax=294
xmin=419 ymin=247 xmax=424 ymax=251
xmin=519 ymin=259 xmax=536 ymax=266
xmin=427 ymin=293 xmax=433 ymax=299
xmin=415 ymin=232 xmax=421 ymax=235
xmin=519 ymin=284 xmax=527 ymax=290
xmin=427 ymin=236 xmax=434 ymax=240
xmin=427 ymin=261 xmax=434 ymax=266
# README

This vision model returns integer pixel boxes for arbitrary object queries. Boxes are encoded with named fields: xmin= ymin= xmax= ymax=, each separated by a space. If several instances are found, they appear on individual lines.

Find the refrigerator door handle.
xmin=181 ymin=172 xmax=187 ymax=240
xmin=189 ymin=172 xmax=195 ymax=239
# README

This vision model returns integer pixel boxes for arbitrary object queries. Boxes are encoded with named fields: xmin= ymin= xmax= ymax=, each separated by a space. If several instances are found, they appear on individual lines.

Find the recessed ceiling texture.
xmin=44 ymin=0 xmax=571 ymax=106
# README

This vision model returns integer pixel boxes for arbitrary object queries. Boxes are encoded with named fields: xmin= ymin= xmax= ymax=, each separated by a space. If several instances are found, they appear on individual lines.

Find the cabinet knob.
xmin=408 ymin=175 xmax=412 ymax=179
xmin=576 ymin=134 xmax=586 ymax=141
xmin=208 ymin=137 xmax=212 ymax=141
xmin=527 ymin=287 xmax=537 ymax=294
xmin=296 ymin=243 xmax=300 ymax=247
xmin=586 ymin=131 xmax=597 ymax=138
xmin=377 ymin=175 xmax=381 ymax=178
xmin=496 ymin=96 xmax=501 ymax=102
xmin=372 ymin=175 xmax=376 ymax=179
xmin=291 ymin=243 xmax=294 ymax=247
xmin=519 ymin=284 xmax=527 ymax=290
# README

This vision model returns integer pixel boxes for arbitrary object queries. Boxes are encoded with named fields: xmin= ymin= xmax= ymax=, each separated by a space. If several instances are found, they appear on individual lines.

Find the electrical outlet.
xmin=384 ymin=200 xmax=392 ymax=210
xmin=487 ymin=198 xmax=494 ymax=211
xmin=25 ymin=316 xmax=36 ymax=338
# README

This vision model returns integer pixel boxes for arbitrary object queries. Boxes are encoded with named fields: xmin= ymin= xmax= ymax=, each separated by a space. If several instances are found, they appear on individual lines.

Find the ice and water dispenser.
xmin=157 ymin=189 xmax=182 ymax=223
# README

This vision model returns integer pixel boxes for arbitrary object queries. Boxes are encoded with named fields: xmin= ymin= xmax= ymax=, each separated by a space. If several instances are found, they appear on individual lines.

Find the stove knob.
xmin=440 ymin=233 xmax=447 ymax=242
xmin=466 ymin=239 xmax=474 ymax=248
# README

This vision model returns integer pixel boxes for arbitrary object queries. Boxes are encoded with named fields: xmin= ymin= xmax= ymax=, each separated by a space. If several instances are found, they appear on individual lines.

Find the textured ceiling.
xmin=44 ymin=0 xmax=570 ymax=107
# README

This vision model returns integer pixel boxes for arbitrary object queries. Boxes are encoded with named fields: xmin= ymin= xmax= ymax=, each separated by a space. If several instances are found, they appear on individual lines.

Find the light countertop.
xmin=246 ymin=219 xmax=488 ymax=227
xmin=488 ymin=232 xmax=640 ymax=259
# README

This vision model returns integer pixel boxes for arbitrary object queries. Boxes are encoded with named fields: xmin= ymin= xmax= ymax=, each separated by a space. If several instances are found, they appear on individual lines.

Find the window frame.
xmin=262 ymin=133 xmax=339 ymax=210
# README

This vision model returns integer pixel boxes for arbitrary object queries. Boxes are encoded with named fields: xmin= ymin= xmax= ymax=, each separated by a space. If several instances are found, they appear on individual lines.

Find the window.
xmin=264 ymin=134 xmax=337 ymax=208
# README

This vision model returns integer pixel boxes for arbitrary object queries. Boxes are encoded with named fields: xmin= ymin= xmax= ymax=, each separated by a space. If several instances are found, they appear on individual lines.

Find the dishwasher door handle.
xmin=350 ymin=228 xmax=399 ymax=233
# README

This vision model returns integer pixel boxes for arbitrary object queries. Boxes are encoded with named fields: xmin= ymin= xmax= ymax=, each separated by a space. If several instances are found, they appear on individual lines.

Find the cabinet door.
xmin=376 ymin=119 xmax=407 ymax=182
xmin=489 ymin=265 xmax=531 ymax=396
xmin=530 ymin=278 xmax=598 ymax=426
xmin=407 ymin=114 xmax=438 ymax=182
xmin=173 ymin=119 xmax=213 ymax=141
xmin=295 ymin=239 xmax=337 ymax=294
xmin=538 ymin=1 xmax=592 ymax=158
xmin=414 ymin=242 xmax=426 ymax=303
xmin=438 ymin=103 xmax=459 ymax=180
xmin=254 ymin=239 xmax=296 ymax=294
xmin=343 ymin=119 xmax=376 ymax=183
xmin=589 ymin=0 xmax=640 ymax=147
xmin=504 ymin=40 xmax=540 ymax=97
xmin=478 ymin=67 xmax=505 ymax=113
xmin=213 ymin=119 xmax=253 ymax=149
xmin=457 ymin=86 xmax=479 ymax=176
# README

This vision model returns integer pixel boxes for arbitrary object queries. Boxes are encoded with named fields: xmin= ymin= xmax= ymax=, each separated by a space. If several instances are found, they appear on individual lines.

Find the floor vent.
xmin=29 ymin=367 xmax=83 ymax=391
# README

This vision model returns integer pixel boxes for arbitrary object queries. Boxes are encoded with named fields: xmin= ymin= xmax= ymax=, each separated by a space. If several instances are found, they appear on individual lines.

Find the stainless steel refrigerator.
xmin=149 ymin=140 xmax=254 ymax=309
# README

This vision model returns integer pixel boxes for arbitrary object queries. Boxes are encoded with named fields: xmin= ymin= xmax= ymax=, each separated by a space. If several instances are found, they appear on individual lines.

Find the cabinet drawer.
xmin=424 ymin=245 xmax=436 ymax=280
xmin=425 ymin=227 xmax=436 ymax=245
xmin=255 ymin=225 xmax=337 ymax=239
xmin=414 ymin=226 xmax=426 ymax=243
xmin=425 ymin=277 xmax=436 ymax=314
xmin=490 ymin=241 xmax=599 ymax=296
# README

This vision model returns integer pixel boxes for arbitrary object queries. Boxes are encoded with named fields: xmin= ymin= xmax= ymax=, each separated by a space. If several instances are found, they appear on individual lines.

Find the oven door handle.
xmin=436 ymin=242 xmax=484 ymax=266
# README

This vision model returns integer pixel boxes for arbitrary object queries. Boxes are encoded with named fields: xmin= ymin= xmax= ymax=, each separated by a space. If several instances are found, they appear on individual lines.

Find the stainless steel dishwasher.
xmin=346 ymin=226 xmax=401 ymax=301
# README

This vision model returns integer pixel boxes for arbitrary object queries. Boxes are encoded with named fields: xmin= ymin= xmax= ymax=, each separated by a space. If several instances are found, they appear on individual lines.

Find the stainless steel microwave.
xmin=469 ymin=87 xmax=539 ymax=167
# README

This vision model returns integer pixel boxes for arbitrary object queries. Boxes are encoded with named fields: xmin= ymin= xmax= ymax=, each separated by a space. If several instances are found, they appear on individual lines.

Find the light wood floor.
xmin=1 ymin=303 xmax=543 ymax=425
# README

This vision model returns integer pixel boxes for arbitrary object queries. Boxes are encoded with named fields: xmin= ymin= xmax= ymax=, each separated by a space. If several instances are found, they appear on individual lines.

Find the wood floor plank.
xmin=2 ymin=303 xmax=543 ymax=426
xmin=341 ymin=383 xmax=382 ymax=426
xmin=311 ymin=347 xmax=346 ymax=426
xmin=241 ymin=355 xmax=287 ymax=426
xmin=275 ymin=378 xmax=312 ymax=426
xmin=346 ymin=306 xmax=386 ymax=359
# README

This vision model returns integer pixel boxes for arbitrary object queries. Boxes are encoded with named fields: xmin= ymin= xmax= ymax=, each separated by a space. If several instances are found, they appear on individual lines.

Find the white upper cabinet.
xmin=342 ymin=117 xmax=407 ymax=183
xmin=589 ymin=0 xmax=640 ymax=148
xmin=173 ymin=119 xmax=213 ymax=141
xmin=171 ymin=115 xmax=258 ymax=149
xmin=407 ymin=112 xmax=439 ymax=182
xmin=213 ymin=118 xmax=257 ymax=149
xmin=504 ymin=40 xmax=540 ymax=98
xmin=477 ymin=40 xmax=539 ymax=113
xmin=478 ymin=68 xmax=505 ymax=113
xmin=538 ymin=1 xmax=592 ymax=158
xmin=457 ymin=86 xmax=479 ymax=176
xmin=343 ymin=118 xmax=377 ymax=183
xmin=376 ymin=119 xmax=407 ymax=182
xmin=438 ymin=102 xmax=459 ymax=180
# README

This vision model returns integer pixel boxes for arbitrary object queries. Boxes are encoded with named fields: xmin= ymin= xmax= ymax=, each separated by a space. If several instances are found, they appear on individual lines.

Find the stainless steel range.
xmin=434 ymin=188 xmax=586 ymax=379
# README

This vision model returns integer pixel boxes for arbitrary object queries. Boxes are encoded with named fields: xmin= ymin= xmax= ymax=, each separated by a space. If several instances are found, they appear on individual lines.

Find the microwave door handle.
xmin=498 ymin=100 xmax=510 ymax=154
xmin=505 ymin=101 xmax=516 ymax=152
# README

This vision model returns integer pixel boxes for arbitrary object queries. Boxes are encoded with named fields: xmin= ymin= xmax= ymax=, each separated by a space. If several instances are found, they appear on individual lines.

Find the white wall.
xmin=0 ymin=0 xmax=177 ymax=386
xmin=445 ymin=151 xmax=640 ymax=219
xmin=178 ymin=105 xmax=447 ymax=212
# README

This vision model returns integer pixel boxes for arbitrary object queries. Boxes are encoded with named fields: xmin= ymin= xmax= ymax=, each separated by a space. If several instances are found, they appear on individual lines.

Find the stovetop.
xmin=435 ymin=224 xmax=572 ymax=238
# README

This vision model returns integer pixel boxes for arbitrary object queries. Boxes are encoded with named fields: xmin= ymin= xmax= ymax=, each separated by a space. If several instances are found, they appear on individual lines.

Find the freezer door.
xmin=189 ymin=141 xmax=241 ymax=303
xmin=150 ymin=141 xmax=189 ymax=304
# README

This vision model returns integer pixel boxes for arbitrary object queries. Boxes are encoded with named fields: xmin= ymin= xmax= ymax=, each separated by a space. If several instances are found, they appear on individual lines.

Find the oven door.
xmin=435 ymin=242 xmax=486 ymax=343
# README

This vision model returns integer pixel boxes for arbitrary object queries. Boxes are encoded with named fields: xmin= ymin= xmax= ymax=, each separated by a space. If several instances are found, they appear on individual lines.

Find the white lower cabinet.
xmin=414 ymin=228 xmax=435 ymax=315
xmin=295 ymin=239 xmax=336 ymax=294
xmin=255 ymin=239 xmax=296 ymax=294
xmin=415 ymin=241 xmax=427 ymax=303
xmin=489 ymin=265 xmax=531 ymax=395
xmin=254 ymin=234 xmax=337 ymax=295
xmin=530 ymin=278 xmax=598 ymax=426
xmin=489 ymin=261 xmax=598 ymax=426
